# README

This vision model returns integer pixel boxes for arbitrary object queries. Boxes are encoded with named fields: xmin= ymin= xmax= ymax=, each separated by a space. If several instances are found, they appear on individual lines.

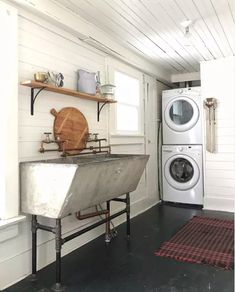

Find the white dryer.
xmin=162 ymin=87 xmax=202 ymax=145
xmin=162 ymin=145 xmax=203 ymax=205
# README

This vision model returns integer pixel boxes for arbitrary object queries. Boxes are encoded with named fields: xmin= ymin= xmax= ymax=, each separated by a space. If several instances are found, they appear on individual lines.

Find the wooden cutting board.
xmin=51 ymin=107 xmax=89 ymax=154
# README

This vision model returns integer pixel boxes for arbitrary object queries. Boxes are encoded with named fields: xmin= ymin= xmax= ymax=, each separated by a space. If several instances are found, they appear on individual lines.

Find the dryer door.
xmin=164 ymin=154 xmax=199 ymax=191
xmin=164 ymin=96 xmax=199 ymax=132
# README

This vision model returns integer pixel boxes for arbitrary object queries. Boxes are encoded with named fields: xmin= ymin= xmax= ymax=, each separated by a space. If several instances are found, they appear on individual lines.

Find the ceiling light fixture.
xmin=77 ymin=34 xmax=123 ymax=57
xmin=180 ymin=19 xmax=193 ymax=47
xmin=180 ymin=19 xmax=192 ymax=28
xmin=184 ymin=25 xmax=192 ymax=39
xmin=182 ymin=26 xmax=192 ymax=47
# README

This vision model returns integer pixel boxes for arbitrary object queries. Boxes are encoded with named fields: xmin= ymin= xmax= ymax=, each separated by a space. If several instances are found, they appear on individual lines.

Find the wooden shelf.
xmin=21 ymin=80 xmax=116 ymax=103
xmin=21 ymin=80 xmax=116 ymax=120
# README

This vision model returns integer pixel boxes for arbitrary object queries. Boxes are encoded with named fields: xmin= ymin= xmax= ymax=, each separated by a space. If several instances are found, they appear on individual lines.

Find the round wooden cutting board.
xmin=51 ymin=107 xmax=89 ymax=155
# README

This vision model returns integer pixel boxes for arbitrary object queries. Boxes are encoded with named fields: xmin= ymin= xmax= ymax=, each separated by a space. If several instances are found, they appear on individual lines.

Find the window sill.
xmin=110 ymin=134 xmax=145 ymax=146
xmin=110 ymin=134 xmax=145 ymax=138
xmin=0 ymin=215 xmax=26 ymax=230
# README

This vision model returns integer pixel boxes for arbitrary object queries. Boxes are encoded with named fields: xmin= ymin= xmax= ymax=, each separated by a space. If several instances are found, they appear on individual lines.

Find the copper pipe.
xmin=39 ymin=140 xmax=67 ymax=153
xmin=64 ymin=145 xmax=110 ymax=152
xmin=39 ymin=133 xmax=111 ymax=156
xmin=39 ymin=141 xmax=45 ymax=153
xmin=40 ymin=146 xmax=111 ymax=156
xmin=105 ymin=212 xmax=110 ymax=236
xmin=76 ymin=208 xmax=111 ymax=242
xmin=76 ymin=209 xmax=109 ymax=220
xmin=40 ymin=145 xmax=110 ymax=152
xmin=64 ymin=150 xmax=110 ymax=157
xmin=87 ymin=138 xmax=107 ymax=143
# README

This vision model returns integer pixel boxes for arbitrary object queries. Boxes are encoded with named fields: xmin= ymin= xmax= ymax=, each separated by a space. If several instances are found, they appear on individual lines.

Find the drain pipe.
xmin=75 ymin=209 xmax=109 ymax=220
xmin=75 ymin=208 xmax=111 ymax=243
xmin=157 ymin=120 xmax=163 ymax=201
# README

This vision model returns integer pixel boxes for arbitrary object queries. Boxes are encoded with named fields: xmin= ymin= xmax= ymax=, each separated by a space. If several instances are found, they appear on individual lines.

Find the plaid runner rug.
xmin=155 ymin=216 xmax=234 ymax=269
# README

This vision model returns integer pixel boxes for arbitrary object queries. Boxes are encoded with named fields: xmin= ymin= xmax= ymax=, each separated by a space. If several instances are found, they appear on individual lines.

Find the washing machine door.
xmin=164 ymin=96 xmax=199 ymax=132
xmin=164 ymin=154 xmax=199 ymax=191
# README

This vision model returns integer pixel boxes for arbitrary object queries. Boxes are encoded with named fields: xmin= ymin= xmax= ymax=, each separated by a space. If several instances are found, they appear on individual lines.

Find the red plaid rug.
xmin=155 ymin=216 xmax=234 ymax=269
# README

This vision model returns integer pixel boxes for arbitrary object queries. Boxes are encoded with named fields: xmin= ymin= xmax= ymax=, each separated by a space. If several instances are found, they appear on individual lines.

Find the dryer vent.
xmin=175 ymin=80 xmax=201 ymax=88
xmin=185 ymin=81 xmax=192 ymax=87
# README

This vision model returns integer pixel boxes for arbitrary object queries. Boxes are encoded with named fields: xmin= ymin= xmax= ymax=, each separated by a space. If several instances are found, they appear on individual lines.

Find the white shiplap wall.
xmin=0 ymin=8 xmax=162 ymax=289
xmin=18 ymin=13 xmax=108 ymax=161
xmin=0 ymin=1 xmax=18 ymax=219
xmin=201 ymin=56 xmax=235 ymax=212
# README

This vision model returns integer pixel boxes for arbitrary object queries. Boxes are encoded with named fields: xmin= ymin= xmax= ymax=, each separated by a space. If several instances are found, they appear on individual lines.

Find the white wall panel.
xmin=17 ymin=11 xmax=107 ymax=160
xmin=0 ymin=6 xmax=167 ymax=289
xmin=0 ymin=1 xmax=18 ymax=219
xmin=201 ymin=56 xmax=235 ymax=212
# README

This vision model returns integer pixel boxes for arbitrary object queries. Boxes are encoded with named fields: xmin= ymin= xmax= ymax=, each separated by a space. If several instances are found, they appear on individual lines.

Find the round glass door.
xmin=169 ymin=100 xmax=193 ymax=125
xmin=170 ymin=158 xmax=194 ymax=183
xmin=164 ymin=97 xmax=199 ymax=132
xmin=164 ymin=154 xmax=199 ymax=191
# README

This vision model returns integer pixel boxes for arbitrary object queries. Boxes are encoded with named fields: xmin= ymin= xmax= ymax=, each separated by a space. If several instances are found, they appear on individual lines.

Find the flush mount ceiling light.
xmin=180 ymin=19 xmax=194 ymax=47
xmin=180 ymin=19 xmax=194 ymax=38
xmin=180 ymin=19 xmax=193 ymax=28
xmin=184 ymin=26 xmax=192 ymax=39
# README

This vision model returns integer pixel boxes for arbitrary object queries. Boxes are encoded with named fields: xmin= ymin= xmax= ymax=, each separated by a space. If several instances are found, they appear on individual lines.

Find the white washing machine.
xmin=162 ymin=145 xmax=203 ymax=205
xmin=162 ymin=87 xmax=202 ymax=145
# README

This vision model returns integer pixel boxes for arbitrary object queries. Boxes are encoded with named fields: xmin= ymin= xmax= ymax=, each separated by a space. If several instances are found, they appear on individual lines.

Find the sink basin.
xmin=20 ymin=154 xmax=149 ymax=218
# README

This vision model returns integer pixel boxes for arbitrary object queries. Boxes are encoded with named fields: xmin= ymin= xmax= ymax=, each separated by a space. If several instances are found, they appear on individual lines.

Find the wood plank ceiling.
xmin=55 ymin=0 xmax=235 ymax=74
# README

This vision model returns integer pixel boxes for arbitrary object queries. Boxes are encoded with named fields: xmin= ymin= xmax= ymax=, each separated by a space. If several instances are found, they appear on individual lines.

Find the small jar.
xmin=100 ymin=84 xmax=115 ymax=99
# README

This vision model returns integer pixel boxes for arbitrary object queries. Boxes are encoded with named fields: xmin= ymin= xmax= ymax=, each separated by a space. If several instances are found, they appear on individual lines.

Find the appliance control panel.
xmin=162 ymin=145 xmax=202 ymax=154
xmin=162 ymin=86 xmax=201 ymax=98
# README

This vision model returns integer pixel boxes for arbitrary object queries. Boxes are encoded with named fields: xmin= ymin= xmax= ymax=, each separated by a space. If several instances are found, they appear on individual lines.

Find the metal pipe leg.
xmin=32 ymin=215 xmax=37 ymax=275
xmin=51 ymin=219 xmax=64 ymax=292
xmin=126 ymin=193 xmax=130 ymax=239
xmin=28 ymin=215 xmax=37 ymax=282
xmin=55 ymin=251 xmax=62 ymax=287
xmin=105 ymin=201 xmax=111 ymax=243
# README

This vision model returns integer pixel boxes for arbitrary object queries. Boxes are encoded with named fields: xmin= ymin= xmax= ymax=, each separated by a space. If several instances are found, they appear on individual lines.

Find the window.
xmin=114 ymin=71 xmax=142 ymax=134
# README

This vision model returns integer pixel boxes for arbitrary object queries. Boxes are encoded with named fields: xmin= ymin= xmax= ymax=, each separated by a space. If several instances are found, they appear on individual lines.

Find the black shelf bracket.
xmin=31 ymin=87 xmax=45 ymax=115
xmin=97 ymin=101 xmax=108 ymax=122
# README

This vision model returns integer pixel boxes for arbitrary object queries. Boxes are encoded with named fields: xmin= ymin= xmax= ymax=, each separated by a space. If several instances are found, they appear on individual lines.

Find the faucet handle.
xmin=93 ymin=133 xmax=99 ymax=140
xmin=43 ymin=132 xmax=52 ymax=143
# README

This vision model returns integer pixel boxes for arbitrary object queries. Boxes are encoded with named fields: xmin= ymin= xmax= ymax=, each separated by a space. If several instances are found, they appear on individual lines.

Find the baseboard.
xmin=162 ymin=201 xmax=203 ymax=210
xmin=130 ymin=197 xmax=160 ymax=218
xmin=0 ymin=196 xmax=159 ymax=290
xmin=203 ymin=196 xmax=235 ymax=213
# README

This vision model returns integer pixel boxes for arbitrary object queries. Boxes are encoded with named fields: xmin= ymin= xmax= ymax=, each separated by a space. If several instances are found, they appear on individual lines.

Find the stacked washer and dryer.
xmin=162 ymin=87 xmax=203 ymax=205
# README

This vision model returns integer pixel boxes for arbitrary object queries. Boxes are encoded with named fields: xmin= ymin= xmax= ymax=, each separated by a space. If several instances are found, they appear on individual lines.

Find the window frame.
xmin=108 ymin=60 xmax=144 ymax=137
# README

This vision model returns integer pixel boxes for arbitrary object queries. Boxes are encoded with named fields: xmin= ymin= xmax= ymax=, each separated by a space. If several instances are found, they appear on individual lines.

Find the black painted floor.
xmin=4 ymin=203 xmax=234 ymax=292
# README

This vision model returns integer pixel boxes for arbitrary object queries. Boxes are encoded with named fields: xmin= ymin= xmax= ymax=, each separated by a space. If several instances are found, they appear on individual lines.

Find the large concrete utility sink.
xmin=20 ymin=154 xmax=149 ymax=218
